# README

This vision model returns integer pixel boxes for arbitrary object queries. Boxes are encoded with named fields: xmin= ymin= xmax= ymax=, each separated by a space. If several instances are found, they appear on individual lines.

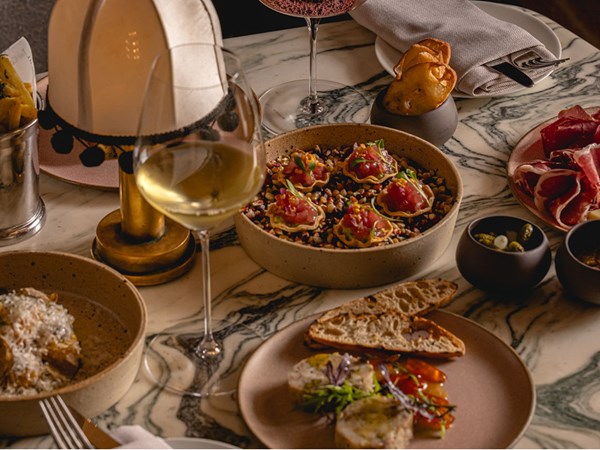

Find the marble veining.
xmin=1 ymin=5 xmax=600 ymax=449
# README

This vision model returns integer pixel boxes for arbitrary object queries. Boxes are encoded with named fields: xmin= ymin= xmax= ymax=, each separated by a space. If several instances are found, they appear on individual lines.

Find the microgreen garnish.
xmin=293 ymin=154 xmax=308 ymax=173
xmin=350 ymin=157 xmax=367 ymax=168
xmin=398 ymin=169 xmax=433 ymax=207
xmin=297 ymin=382 xmax=376 ymax=417
xmin=285 ymin=179 xmax=302 ymax=198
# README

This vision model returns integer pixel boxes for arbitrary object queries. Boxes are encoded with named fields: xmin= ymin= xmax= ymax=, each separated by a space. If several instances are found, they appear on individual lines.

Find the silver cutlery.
xmin=39 ymin=396 xmax=94 ymax=449
xmin=519 ymin=56 xmax=570 ymax=69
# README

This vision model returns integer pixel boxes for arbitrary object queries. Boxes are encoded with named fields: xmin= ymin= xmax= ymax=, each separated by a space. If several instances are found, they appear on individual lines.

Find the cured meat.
xmin=540 ymin=105 xmax=600 ymax=157
xmin=526 ymin=145 xmax=600 ymax=228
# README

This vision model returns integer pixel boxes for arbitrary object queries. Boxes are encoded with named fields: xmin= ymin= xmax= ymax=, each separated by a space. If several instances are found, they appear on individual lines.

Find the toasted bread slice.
xmin=318 ymin=279 xmax=458 ymax=323
xmin=335 ymin=396 xmax=413 ymax=449
xmin=306 ymin=311 xmax=465 ymax=358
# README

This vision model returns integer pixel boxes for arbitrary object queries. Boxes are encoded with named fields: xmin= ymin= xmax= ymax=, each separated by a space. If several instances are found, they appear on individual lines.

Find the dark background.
xmin=213 ymin=0 xmax=599 ymax=50
xmin=1 ymin=1 xmax=598 ymax=74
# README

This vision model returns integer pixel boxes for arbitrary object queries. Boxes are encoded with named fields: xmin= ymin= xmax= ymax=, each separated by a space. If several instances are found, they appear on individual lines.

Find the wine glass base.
xmin=144 ymin=318 xmax=264 ymax=397
xmin=259 ymin=79 xmax=370 ymax=135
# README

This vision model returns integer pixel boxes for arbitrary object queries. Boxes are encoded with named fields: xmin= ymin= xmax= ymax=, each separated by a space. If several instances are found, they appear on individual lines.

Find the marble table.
xmin=2 ymin=4 xmax=600 ymax=449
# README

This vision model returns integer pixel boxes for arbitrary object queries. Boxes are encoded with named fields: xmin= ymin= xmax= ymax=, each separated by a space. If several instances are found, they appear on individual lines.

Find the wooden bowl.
xmin=0 ymin=251 xmax=146 ymax=436
xmin=234 ymin=124 xmax=463 ymax=289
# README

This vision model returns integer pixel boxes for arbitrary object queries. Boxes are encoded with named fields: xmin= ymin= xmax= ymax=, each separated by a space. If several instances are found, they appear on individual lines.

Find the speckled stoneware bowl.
xmin=555 ymin=220 xmax=600 ymax=304
xmin=369 ymin=88 xmax=458 ymax=148
xmin=0 ymin=251 xmax=147 ymax=436
xmin=234 ymin=123 xmax=463 ymax=289
xmin=456 ymin=215 xmax=552 ymax=294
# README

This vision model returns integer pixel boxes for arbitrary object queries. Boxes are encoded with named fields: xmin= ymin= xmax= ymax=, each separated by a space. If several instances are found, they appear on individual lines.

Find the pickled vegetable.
xmin=474 ymin=221 xmax=534 ymax=252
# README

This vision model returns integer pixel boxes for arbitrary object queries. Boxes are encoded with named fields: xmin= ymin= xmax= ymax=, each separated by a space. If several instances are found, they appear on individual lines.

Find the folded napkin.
xmin=350 ymin=0 xmax=557 ymax=96
xmin=111 ymin=425 xmax=172 ymax=449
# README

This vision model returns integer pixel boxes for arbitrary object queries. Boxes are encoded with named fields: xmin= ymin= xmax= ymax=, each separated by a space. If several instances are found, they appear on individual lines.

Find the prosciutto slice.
xmin=515 ymin=143 xmax=600 ymax=228
xmin=540 ymin=105 xmax=600 ymax=157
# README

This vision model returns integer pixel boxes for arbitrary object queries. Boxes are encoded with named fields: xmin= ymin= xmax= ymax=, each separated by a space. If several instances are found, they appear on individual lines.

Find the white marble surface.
xmin=2 ymin=4 xmax=600 ymax=449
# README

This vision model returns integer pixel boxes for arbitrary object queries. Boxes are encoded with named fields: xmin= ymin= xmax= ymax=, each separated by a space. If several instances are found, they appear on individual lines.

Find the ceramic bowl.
xmin=0 ymin=251 xmax=147 ymax=436
xmin=369 ymin=88 xmax=458 ymax=147
xmin=234 ymin=123 xmax=463 ymax=289
xmin=456 ymin=215 xmax=552 ymax=294
xmin=555 ymin=220 xmax=600 ymax=304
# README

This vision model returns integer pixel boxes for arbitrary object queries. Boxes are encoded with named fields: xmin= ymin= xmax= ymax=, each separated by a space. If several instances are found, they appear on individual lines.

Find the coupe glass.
xmin=258 ymin=0 xmax=369 ymax=134
xmin=133 ymin=43 xmax=266 ymax=397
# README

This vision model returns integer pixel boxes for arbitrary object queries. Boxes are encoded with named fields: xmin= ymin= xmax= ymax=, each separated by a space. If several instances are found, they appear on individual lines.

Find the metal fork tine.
xmin=520 ymin=57 xmax=570 ymax=69
xmin=39 ymin=396 xmax=94 ymax=449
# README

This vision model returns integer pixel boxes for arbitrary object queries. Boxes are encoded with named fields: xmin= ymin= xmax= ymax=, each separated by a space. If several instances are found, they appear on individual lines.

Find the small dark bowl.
xmin=456 ymin=215 xmax=552 ymax=294
xmin=369 ymin=88 xmax=458 ymax=147
xmin=555 ymin=220 xmax=600 ymax=304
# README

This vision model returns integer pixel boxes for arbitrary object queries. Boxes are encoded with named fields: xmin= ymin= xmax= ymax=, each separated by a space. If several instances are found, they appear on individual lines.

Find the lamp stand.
xmin=92 ymin=168 xmax=195 ymax=286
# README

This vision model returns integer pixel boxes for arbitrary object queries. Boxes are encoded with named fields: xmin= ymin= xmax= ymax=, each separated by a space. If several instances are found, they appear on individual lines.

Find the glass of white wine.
xmin=133 ymin=43 xmax=265 ymax=397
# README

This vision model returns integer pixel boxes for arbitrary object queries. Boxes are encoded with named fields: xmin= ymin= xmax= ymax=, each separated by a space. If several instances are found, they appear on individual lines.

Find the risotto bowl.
xmin=234 ymin=124 xmax=463 ymax=289
xmin=0 ymin=251 xmax=146 ymax=436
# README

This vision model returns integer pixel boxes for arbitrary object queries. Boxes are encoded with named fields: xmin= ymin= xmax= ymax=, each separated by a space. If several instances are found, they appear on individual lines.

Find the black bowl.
xmin=555 ymin=220 xmax=600 ymax=304
xmin=456 ymin=215 xmax=551 ymax=294
xmin=369 ymin=88 xmax=458 ymax=148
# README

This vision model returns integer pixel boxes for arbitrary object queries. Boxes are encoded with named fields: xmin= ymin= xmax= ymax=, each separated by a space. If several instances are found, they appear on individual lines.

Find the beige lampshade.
xmin=46 ymin=0 xmax=223 ymax=138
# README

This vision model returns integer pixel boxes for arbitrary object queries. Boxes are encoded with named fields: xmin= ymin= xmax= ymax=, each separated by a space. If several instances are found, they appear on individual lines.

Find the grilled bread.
xmin=318 ymin=279 xmax=458 ymax=322
xmin=305 ymin=278 xmax=464 ymax=358
xmin=307 ymin=311 xmax=465 ymax=358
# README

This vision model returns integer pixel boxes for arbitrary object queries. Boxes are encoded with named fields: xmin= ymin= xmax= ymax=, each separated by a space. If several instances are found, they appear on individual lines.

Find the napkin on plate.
xmin=111 ymin=425 xmax=172 ymax=449
xmin=350 ymin=0 xmax=557 ymax=96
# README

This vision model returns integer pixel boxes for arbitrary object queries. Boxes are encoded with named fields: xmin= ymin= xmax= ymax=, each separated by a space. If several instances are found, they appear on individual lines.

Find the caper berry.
xmin=518 ymin=223 xmax=533 ymax=244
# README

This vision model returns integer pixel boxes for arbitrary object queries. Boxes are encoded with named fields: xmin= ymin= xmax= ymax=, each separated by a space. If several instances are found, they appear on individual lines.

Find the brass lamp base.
xmin=92 ymin=209 xmax=196 ymax=286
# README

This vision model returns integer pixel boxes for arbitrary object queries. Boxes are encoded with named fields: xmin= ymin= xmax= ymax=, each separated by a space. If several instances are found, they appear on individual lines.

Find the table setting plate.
xmin=37 ymin=77 xmax=120 ymax=190
xmin=374 ymin=0 xmax=562 ymax=98
xmin=238 ymin=310 xmax=535 ymax=449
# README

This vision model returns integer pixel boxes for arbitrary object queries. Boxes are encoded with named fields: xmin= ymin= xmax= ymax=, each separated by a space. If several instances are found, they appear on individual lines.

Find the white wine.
xmin=136 ymin=141 xmax=264 ymax=230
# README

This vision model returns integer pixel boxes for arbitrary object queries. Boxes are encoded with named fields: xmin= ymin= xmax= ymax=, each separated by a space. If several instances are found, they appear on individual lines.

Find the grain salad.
xmin=241 ymin=141 xmax=456 ymax=249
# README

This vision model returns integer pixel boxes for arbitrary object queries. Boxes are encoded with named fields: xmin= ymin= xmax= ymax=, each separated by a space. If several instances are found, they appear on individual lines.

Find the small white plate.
xmin=165 ymin=437 xmax=239 ymax=449
xmin=374 ymin=0 xmax=562 ymax=98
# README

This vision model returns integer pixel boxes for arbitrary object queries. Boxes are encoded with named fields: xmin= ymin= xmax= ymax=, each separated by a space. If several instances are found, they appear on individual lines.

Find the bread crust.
xmin=305 ymin=279 xmax=464 ymax=358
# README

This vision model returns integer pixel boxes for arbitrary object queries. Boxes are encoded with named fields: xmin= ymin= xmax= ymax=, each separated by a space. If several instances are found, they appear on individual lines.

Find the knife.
xmin=489 ymin=61 xmax=534 ymax=87
xmin=68 ymin=405 xmax=121 ymax=449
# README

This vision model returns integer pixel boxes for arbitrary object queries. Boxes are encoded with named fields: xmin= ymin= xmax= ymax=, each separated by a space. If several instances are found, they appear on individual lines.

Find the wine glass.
xmin=133 ymin=43 xmax=266 ymax=397
xmin=258 ymin=0 xmax=370 ymax=134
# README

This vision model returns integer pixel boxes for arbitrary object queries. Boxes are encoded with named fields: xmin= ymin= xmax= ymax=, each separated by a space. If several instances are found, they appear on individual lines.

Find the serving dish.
xmin=555 ymin=220 xmax=600 ymax=304
xmin=456 ymin=215 xmax=551 ymax=293
xmin=37 ymin=78 xmax=119 ymax=191
xmin=507 ymin=107 xmax=599 ymax=232
xmin=234 ymin=123 xmax=463 ymax=289
xmin=374 ymin=1 xmax=562 ymax=98
xmin=238 ymin=311 xmax=535 ymax=449
xmin=0 ymin=251 xmax=146 ymax=436
xmin=370 ymin=90 xmax=458 ymax=147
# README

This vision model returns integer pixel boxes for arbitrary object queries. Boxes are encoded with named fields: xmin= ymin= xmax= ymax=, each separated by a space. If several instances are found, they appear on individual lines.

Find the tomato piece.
xmin=382 ymin=178 xmax=429 ymax=213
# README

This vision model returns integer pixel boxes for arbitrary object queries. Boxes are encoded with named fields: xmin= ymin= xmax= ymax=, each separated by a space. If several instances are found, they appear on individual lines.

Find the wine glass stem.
xmin=196 ymin=229 xmax=220 ymax=359
xmin=305 ymin=16 xmax=323 ymax=115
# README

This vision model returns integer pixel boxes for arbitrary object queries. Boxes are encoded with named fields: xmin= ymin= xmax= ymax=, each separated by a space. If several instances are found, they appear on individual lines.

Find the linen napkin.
xmin=111 ymin=425 xmax=172 ymax=449
xmin=350 ymin=0 xmax=557 ymax=96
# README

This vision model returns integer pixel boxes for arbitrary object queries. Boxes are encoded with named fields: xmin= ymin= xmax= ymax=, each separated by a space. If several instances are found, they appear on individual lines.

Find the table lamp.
xmin=39 ymin=0 xmax=223 ymax=285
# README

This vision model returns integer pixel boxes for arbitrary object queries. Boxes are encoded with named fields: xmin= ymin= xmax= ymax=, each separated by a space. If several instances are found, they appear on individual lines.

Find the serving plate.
xmin=374 ymin=1 xmax=562 ymax=98
xmin=37 ymin=77 xmax=120 ymax=190
xmin=506 ymin=116 xmax=566 ymax=231
xmin=238 ymin=310 xmax=535 ymax=449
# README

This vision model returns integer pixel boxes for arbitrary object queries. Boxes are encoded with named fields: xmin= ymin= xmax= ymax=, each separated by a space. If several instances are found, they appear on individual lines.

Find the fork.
xmin=519 ymin=56 xmax=570 ymax=69
xmin=39 ymin=396 xmax=94 ymax=449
